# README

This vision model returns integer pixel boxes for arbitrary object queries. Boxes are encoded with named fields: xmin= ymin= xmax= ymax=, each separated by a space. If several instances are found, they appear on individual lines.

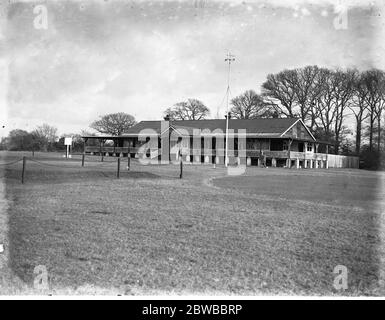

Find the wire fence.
xmin=0 ymin=154 xmax=183 ymax=184
xmin=0 ymin=159 xmax=23 ymax=167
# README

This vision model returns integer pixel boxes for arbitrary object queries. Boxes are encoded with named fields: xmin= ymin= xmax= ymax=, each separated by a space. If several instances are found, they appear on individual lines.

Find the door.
xmin=298 ymin=142 xmax=304 ymax=152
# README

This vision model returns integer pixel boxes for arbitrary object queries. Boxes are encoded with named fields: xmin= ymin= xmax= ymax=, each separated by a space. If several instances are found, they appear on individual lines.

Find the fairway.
xmin=1 ymin=152 xmax=384 ymax=295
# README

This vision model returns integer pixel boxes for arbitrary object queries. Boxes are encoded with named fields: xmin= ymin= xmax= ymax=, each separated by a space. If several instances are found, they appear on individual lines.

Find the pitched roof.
xmin=122 ymin=118 xmax=299 ymax=137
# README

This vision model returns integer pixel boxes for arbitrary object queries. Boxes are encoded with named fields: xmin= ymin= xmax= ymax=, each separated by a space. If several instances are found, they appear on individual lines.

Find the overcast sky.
xmin=1 ymin=0 xmax=385 ymax=137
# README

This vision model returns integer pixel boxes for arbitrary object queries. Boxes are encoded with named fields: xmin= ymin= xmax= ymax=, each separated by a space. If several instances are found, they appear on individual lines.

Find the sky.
xmin=1 ymin=0 xmax=385 ymax=137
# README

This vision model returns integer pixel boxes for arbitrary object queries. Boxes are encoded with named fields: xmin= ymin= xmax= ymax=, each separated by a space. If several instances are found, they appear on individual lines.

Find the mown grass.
xmin=1 ymin=151 xmax=384 ymax=295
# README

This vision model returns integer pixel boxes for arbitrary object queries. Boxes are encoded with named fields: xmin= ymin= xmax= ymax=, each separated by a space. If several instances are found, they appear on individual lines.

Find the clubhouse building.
xmin=82 ymin=118 xmax=359 ymax=169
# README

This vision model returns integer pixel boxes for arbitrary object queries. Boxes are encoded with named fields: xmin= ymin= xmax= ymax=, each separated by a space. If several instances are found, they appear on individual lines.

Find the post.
xmin=21 ymin=156 xmax=26 ymax=184
xmin=287 ymin=139 xmax=292 ymax=168
xmin=100 ymin=139 xmax=104 ymax=162
xmin=127 ymin=155 xmax=130 ymax=171
xmin=117 ymin=157 xmax=120 ymax=179
xmin=179 ymin=149 xmax=183 ymax=179
xmin=82 ymin=139 xmax=86 ymax=165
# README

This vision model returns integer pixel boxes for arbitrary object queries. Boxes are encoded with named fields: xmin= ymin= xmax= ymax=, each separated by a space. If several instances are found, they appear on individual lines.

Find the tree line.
xmin=163 ymin=66 xmax=385 ymax=167
xmin=261 ymin=66 xmax=385 ymax=156
xmin=0 ymin=124 xmax=86 ymax=153
xmin=1 ymin=66 xmax=384 ymax=168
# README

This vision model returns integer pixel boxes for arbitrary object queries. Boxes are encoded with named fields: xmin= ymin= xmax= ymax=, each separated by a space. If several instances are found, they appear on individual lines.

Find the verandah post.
xmin=99 ymin=138 xmax=104 ymax=162
xmin=287 ymin=139 xmax=292 ymax=169
xmin=127 ymin=147 xmax=130 ymax=171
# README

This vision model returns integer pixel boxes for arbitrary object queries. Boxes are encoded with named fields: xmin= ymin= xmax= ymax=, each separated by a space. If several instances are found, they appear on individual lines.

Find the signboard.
xmin=64 ymin=137 xmax=72 ymax=146
xmin=64 ymin=137 xmax=72 ymax=158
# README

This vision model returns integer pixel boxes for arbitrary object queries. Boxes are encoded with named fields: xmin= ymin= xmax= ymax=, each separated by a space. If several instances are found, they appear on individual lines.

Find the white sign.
xmin=64 ymin=137 xmax=72 ymax=146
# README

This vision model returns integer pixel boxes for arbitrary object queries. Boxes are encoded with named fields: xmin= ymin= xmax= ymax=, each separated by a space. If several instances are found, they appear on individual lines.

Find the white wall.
xmin=327 ymin=154 xmax=359 ymax=168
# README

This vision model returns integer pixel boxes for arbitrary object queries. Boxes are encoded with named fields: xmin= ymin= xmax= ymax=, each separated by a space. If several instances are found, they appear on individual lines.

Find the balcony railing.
xmin=85 ymin=146 xmax=329 ymax=160
xmin=85 ymin=146 xmax=137 ymax=154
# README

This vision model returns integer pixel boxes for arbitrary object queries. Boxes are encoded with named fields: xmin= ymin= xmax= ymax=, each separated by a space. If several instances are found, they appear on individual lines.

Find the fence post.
xmin=127 ymin=155 xmax=130 ymax=171
xmin=117 ymin=157 xmax=120 ymax=179
xmin=21 ymin=156 xmax=26 ymax=184
xmin=81 ymin=153 xmax=85 ymax=167
xmin=179 ymin=150 xmax=183 ymax=179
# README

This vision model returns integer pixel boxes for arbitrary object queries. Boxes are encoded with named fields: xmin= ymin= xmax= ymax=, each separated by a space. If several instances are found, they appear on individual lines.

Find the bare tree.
xmin=90 ymin=112 xmax=136 ymax=136
xmin=164 ymin=99 xmax=209 ymax=120
xmin=262 ymin=66 xmax=322 ymax=128
xmin=292 ymin=66 xmax=323 ymax=130
xmin=373 ymin=72 xmax=385 ymax=152
xmin=32 ymin=124 xmax=58 ymax=151
xmin=331 ymin=69 xmax=356 ymax=154
xmin=7 ymin=129 xmax=34 ymax=151
xmin=349 ymin=70 xmax=370 ymax=154
xmin=261 ymin=70 xmax=297 ymax=118
xmin=230 ymin=90 xmax=273 ymax=119
xmin=313 ymin=68 xmax=336 ymax=141
xmin=362 ymin=69 xmax=385 ymax=151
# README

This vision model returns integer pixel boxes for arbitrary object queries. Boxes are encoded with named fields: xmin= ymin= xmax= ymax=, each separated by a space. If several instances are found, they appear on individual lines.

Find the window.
xmin=283 ymin=140 xmax=289 ymax=150
xmin=307 ymin=144 xmax=313 ymax=152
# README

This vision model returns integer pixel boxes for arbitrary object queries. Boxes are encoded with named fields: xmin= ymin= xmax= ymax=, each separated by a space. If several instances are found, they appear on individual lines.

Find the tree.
xmin=373 ymin=73 xmax=385 ymax=152
xmin=362 ymin=69 xmax=385 ymax=151
xmin=90 ymin=112 xmax=136 ymax=136
xmin=292 ymin=65 xmax=322 ymax=130
xmin=7 ymin=129 xmax=35 ymax=151
xmin=261 ymin=69 xmax=297 ymax=118
xmin=0 ymin=137 xmax=8 ymax=150
xmin=164 ymin=99 xmax=209 ymax=120
xmin=32 ymin=124 xmax=58 ymax=151
xmin=349 ymin=70 xmax=370 ymax=154
xmin=261 ymin=67 xmax=322 ymax=128
xmin=331 ymin=69 xmax=357 ymax=154
xmin=230 ymin=90 xmax=274 ymax=119
xmin=313 ymin=68 xmax=336 ymax=142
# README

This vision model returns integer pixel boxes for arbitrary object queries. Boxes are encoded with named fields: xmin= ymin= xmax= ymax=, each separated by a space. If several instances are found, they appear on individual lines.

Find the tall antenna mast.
xmin=224 ymin=52 xmax=235 ymax=167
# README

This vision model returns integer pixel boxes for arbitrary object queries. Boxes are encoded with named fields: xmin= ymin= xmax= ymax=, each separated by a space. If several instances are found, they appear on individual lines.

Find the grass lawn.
xmin=1 ymin=151 xmax=385 ymax=295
